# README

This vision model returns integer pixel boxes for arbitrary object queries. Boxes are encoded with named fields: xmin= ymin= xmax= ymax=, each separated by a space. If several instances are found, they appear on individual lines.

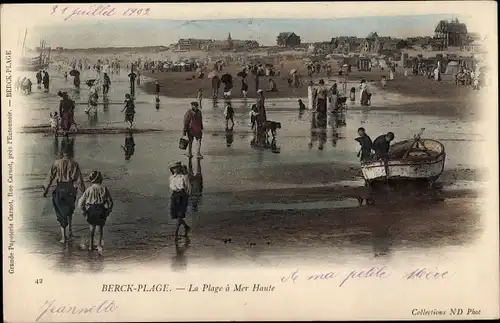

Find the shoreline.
xmin=139 ymin=66 xmax=479 ymax=121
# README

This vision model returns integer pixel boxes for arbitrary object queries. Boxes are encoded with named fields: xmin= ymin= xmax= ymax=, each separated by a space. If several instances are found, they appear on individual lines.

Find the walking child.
xmin=169 ymin=162 xmax=191 ymax=239
xmin=78 ymin=171 xmax=114 ymax=254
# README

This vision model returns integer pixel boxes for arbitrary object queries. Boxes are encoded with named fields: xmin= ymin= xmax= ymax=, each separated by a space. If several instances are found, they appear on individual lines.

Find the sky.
xmin=26 ymin=14 xmax=470 ymax=49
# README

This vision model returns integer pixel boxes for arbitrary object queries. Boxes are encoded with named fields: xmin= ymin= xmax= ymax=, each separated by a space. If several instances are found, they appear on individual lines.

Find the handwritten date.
xmin=50 ymin=5 xmax=150 ymax=21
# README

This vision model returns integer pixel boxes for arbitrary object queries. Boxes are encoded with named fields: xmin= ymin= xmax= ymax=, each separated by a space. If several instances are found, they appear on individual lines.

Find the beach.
xmin=15 ymin=50 xmax=486 ymax=272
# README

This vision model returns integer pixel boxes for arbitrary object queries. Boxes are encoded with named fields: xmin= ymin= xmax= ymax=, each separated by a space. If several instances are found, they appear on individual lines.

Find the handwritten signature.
xmin=36 ymin=300 xmax=117 ymax=322
xmin=281 ymin=267 xmax=449 ymax=287
xmin=50 ymin=5 xmax=150 ymax=21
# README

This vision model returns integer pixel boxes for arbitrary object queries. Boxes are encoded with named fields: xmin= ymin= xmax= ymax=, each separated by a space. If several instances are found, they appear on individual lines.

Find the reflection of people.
xmin=171 ymin=237 xmax=190 ymax=272
xmin=225 ymin=128 xmax=234 ymax=147
xmin=308 ymin=112 xmax=318 ymax=149
xmin=52 ymin=136 xmax=60 ymax=158
xmin=224 ymin=102 xmax=234 ymax=130
xmin=43 ymin=144 xmax=86 ymax=243
xmin=169 ymin=162 xmax=191 ymax=239
xmin=78 ymin=171 xmax=114 ymax=254
xmin=121 ymin=132 xmax=136 ymax=160
xmin=188 ymin=157 xmax=203 ymax=212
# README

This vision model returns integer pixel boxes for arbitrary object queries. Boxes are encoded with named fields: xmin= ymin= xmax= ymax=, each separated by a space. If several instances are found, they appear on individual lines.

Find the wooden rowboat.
xmin=361 ymin=130 xmax=446 ymax=186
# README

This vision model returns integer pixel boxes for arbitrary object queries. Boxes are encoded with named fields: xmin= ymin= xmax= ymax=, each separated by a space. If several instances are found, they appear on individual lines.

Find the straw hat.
xmin=89 ymin=171 xmax=103 ymax=184
xmin=257 ymin=89 xmax=263 ymax=93
xmin=169 ymin=161 xmax=182 ymax=173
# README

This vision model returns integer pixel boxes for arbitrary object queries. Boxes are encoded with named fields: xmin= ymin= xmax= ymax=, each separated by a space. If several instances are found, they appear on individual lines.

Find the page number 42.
xmin=35 ymin=278 xmax=43 ymax=284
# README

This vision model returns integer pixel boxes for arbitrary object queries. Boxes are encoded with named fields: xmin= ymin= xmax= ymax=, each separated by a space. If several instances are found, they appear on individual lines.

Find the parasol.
xmin=289 ymin=69 xmax=297 ymax=75
xmin=86 ymin=79 xmax=96 ymax=87
xmin=69 ymin=69 xmax=80 ymax=77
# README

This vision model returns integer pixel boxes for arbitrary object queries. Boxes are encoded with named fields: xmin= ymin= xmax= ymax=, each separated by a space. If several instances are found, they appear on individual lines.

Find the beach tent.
xmin=378 ymin=60 xmax=388 ymax=69
xmin=444 ymin=61 xmax=460 ymax=75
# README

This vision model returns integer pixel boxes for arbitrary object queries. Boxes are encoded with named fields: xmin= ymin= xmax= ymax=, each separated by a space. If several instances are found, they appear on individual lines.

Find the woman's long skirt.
xmin=170 ymin=191 xmax=188 ymax=219
xmin=52 ymin=182 xmax=77 ymax=227
xmin=60 ymin=110 xmax=74 ymax=131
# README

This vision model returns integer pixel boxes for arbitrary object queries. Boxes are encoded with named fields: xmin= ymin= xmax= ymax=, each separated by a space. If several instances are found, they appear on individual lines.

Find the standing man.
xmin=43 ymin=143 xmax=86 ymax=243
xmin=183 ymin=102 xmax=204 ymax=159
xmin=128 ymin=65 xmax=137 ymax=100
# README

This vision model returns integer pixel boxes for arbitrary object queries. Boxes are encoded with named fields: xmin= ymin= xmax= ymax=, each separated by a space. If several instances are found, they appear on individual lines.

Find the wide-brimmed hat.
xmin=89 ymin=171 xmax=103 ymax=183
xmin=257 ymin=89 xmax=263 ymax=93
xmin=169 ymin=161 xmax=182 ymax=172
xmin=190 ymin=101 xmax=199 ymax=107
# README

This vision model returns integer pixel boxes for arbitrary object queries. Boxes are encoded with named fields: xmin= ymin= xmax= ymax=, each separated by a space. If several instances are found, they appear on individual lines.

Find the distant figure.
xmin=42 ymin=70 xmax=50 ymax=92
xmin=241 ymin=77 xmax=248 ymax=98
xmin=122 ymin=94 xmax=135 ymax=129
xmin=78 ymin=171 xmax=114 ymax=254
xmin=64 ymin=72 xmax=68 ymax=82
xmin=267 ymin=78 xmax=278 ymax=92
xmin=359 ymin=80 xmax=371 ymax=106
xmin=381 ymin=76 xmax=387 ymax=88
xmin=349 ymin=87 xmax=356 ymax=102
xmin=298 ymin=99 xmax=306 ymax=111
xmin=102 ymin=72 xmax=111 ymax=96
xmin=128 ymin=71 xmax=137 ymax=99
xmin=36 ymin=70 xmax=42 ymax=88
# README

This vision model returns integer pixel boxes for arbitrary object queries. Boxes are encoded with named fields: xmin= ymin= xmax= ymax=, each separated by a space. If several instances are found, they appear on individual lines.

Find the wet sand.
xmin=14 ymin=64 xmax=485 ymax=272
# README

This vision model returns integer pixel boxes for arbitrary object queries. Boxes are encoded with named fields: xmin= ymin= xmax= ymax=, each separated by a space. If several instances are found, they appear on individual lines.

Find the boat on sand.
xmin=361 ymin=129 xmax=446 ymax=186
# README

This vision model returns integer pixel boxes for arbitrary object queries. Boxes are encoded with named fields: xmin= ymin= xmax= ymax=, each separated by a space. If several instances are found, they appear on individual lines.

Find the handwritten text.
xmin=50 ymin=5 xmax=150 ymax=21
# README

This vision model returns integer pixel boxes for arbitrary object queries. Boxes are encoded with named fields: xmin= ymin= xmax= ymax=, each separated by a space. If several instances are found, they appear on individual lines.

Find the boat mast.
xmin=21 ymin=29 xmax=27 ymax=57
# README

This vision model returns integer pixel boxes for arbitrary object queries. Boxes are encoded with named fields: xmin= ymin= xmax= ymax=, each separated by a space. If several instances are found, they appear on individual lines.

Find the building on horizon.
xmin=276 ymin=32 xmax=301 ymax=47
xmin=177 ymin=34 xmax=259 ymax=51
xmin=434 ymin=18 xmax=468 ymax=49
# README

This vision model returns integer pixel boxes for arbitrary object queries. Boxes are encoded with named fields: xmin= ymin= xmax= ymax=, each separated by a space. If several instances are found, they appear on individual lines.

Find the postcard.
xmin=1 ymin=2 xmax=499 ymax=321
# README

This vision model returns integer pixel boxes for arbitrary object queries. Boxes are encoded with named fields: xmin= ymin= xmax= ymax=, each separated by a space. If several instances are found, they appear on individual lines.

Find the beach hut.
xmin=358 ymin=57 xmax=371 ymax=71
xmin=444 ymin=61 xmax=460 ymax=75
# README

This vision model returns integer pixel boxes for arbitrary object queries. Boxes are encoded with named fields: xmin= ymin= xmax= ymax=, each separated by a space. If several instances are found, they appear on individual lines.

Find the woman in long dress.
xmin=58 ymin=92 xmax=76 ymax=135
